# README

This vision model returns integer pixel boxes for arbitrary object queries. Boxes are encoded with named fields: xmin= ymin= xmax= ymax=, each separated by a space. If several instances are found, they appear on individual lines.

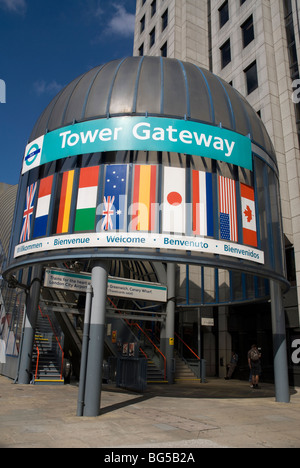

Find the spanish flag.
xmin=132 ymin=165 xmax=157 ymax=231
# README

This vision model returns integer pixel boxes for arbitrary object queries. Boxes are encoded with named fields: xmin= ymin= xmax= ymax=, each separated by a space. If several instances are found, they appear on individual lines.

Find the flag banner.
xmin=163 ymin=166 xmax=186 ymax=234
xmin=192 ymin=170 xmax=214 ymax=237
xmin=74 ymin=166 xmax=99 ymax=232
xmin=33 ymin=176 xmax=54 ymax=238
xmin=219 ymin=175 xmax=238 ymax=242
xmin=100 ymin=165 xmax=128 ymax=231
xmin=132 ymin=165 xmax=157 ymax=231
xmin=20 ymin=182 xmax=37 ymax=243
xmin=56 ymin=170 xmax=75 ymax=234
xmin=241 ymin=183 xmax=258 ymax=247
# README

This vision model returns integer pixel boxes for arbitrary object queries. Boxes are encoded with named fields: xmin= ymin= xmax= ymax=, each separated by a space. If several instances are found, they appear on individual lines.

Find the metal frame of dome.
xmin=29 ymin=56 xmax=276 ymax=163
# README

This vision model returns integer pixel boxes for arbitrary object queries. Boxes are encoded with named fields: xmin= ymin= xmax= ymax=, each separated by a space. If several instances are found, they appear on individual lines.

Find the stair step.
xmin=33 ymin=309 xmax=64 ymax=386
xmin=34 ymin=379 xmax=64 ymax=386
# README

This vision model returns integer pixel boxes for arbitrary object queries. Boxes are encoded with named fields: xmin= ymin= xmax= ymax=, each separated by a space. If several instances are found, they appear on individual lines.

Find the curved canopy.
xmin=29 ymin=56 xmax=276 ymax=164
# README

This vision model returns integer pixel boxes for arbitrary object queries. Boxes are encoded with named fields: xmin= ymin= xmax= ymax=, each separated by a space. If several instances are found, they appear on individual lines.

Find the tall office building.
xmin=134 ymin=0 xmax=300 ymax=311
xmin=134 ymin=0 xmax=300 ymax=377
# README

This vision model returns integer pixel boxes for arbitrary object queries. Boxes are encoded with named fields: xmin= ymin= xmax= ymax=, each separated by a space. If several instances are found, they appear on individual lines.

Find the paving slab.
xmin=0 ymin=376 xmax=300 ymax=449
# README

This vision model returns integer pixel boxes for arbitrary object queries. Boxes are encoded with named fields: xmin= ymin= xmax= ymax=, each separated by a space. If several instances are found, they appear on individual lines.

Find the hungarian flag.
xmin=132 ymin=165 xmax=157 ymax=231
xmin=56 ymin=170 xmax=75 ymax=234
xmin=32 ymin=176 xmax=53 ymax=238
xmin=101 ymin=165 xmax=127 ymax=231
xmin=163 ymin=166 xmax=186 ymax=234
xmin=74 ymin=166 xmax=99 ymax=232
xmin=219 ymin=175 xmax=238 ymax=242
xmin=192 ymin=170 xmax=214 ymax=237
xmin=241 ymin=183 xmax=257 ymax=247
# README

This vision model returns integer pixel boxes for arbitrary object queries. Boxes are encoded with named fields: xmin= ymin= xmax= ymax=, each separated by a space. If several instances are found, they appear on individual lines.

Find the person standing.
xmin=248 ymin=344 xmax=262 ymax=389
xmin=225 ymin=351 xmax=239 ymax=379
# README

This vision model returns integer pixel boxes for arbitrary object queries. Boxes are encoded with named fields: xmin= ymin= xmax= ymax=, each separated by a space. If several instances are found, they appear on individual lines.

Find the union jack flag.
xmin=20 ymin=182 xmax=37 ymax=243
xmin=101 ymin=196 xmax=115 ymax=230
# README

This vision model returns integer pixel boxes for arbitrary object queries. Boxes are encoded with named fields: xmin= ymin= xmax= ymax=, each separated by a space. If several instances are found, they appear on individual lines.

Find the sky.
xmin=0 ymin=0 xmax=137 ymax=185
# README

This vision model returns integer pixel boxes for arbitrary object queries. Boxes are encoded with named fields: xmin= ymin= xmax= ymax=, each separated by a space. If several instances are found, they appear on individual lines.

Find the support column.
xmin=18 ymin=266 xmax=42 ymax=385
xmin=165 ymin=263 xmax=176 ymax=384
xmin=270 ymin=280 xmax=290 ymax=403
xmin=77 ymin=284 xmax=93 ymax=417
xmin=83 ymin=260 xmax=109 ymax=417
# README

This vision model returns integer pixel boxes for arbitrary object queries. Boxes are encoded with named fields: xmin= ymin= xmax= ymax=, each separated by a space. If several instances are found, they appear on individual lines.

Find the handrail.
xmin=38 ymin=306 xmax=65 ymax=380
xmin=132 ymin=322 xmax=167 ymax=380
xmin=107 ymin=297 xmax=167 ymax=380
xmin=175 ymin=332 xmax=200 ymax=360
xmin=34 ymin=343 xmax=40 ymax=381
xmin=139 ymin=347 xmax=148 ymax=359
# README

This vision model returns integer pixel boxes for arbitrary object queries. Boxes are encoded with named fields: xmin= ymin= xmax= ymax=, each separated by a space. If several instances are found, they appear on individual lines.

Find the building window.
xmin=240 ymin=0 xmax=247 ymax=4
xmin=162 ymin=8 xmax=168 ymax=31
xmin=244 ymin=61 xmax=258 ymax=94
xmin=161 ymin=41 xmax=167 ymax=57
xmin=286 ymin=246 xmax=296 ymax=285
xmin=151 ymin=0 xmax=156 ymax=17
xmin=139 ymin=43 xmax=144 ymax=56
xmin=140 ymin=15 xmax=145 ymax=33
xmin=220 ymin=39 xmax=231 ymax=68
xmin=219 ymin=1 xmax=229 ymax=29
xmin=142 ymin=0 xmax=146 ymax=6
xmin=150 ymin=27 xmax=155 ymax=48
xmin=241 ymin=15 xmax=254 ymax=48
xmin=284 ymin=0 xmax=300 ymax=145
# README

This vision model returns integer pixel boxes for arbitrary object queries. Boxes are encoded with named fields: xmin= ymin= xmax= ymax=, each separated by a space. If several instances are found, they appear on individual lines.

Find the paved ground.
xmin=0 ymin=375 xmax=300 ymax=449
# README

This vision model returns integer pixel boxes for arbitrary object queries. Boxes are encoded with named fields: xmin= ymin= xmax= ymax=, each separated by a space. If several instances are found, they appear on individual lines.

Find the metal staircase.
xmin=174 ymin=354 xmax=200 ymax=382
xmin=32 ymin=307 xmax=64 ymax=385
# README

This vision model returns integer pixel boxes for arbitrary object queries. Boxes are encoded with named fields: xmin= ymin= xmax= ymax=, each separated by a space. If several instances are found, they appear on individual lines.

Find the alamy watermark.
xmin=0 ymin=79 xmax=6 ymax=103
xmin=292 ymin=79 xmax=300 ymax=104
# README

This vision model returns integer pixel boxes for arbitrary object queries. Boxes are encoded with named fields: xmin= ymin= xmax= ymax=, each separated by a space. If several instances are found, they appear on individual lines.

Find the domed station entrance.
xmin=1 ymin=57 xmax=290 ymax=416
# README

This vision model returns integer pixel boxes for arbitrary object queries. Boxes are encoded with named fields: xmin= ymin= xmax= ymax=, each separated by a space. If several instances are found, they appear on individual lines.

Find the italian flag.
xmin=74 ymin=166 xmax=99 ymax=232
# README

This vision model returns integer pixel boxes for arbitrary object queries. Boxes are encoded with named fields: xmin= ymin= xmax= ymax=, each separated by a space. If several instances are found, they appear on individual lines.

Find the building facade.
xmin=134 ymin=0 xmax=300 ymax=379
xmin=0 ymin=2 xmax=297 ymax=396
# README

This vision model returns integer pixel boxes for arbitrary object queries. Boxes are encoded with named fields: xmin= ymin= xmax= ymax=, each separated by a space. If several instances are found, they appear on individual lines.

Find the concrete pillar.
xmin=18 ymin=266 xmax=42 ymax=385
xmin=218 ymin=306 xmax=231 ymax=378
xmin=77 ymin=284 xmax=93 ymax=417
xmin=164 ymin=263 xmax=176 ymax=384
xmin=83 ymin=260 xmax=109 ymax=417
xmin=270 ymin=280 xmax=290 ymax=403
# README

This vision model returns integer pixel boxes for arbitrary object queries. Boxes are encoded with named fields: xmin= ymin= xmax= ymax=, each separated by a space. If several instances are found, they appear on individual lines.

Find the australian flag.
xmin=101 ymin=165 xmax=127 ymax=231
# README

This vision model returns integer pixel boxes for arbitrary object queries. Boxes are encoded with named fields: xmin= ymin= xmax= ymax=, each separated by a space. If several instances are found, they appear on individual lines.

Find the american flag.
xmin=101 ymin=196 xmax=115 ymax=231
xmin=20 ymin=182 xmax=37 ymax=243
xmin=219 ymin=175 xmax=238 ymax=242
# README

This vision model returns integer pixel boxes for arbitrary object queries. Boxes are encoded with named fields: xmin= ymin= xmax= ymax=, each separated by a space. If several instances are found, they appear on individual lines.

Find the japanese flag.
xmin=163 ymin=166 xmax=186 ymax=234
xmin=241 ymin=183 xmax=257 ymax=247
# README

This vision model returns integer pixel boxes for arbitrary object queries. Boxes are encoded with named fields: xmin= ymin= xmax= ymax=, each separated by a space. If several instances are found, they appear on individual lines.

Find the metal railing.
xmin=131 ymin=322 xmax=167 ymax=380
xmin=175 ymin=332 xmax=200 ymax=361
xmin=107 ymin=297 xmax=167 ymax=380
xmin=37 ymin=306 xmax=64 ymax=380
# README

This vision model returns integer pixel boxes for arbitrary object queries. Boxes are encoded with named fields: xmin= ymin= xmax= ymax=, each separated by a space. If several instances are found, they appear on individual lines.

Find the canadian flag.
xmin=241 ymin=183 xmax=257 ymax=247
